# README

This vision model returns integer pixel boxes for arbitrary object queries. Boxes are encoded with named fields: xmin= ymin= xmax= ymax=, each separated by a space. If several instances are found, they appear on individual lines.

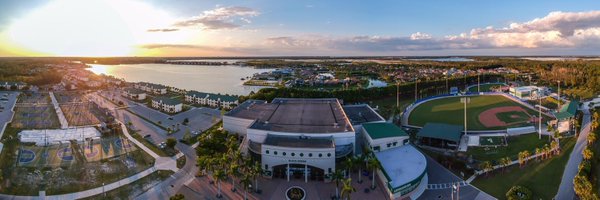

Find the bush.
xmin=166 ymin=137 xmax=177 ymax=149
xmin=506 ymin=185 xmax=532 ymax=200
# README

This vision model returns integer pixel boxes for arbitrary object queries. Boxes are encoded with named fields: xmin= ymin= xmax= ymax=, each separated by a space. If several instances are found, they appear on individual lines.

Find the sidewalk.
xmin=48 ymin=92 xmax=69 ymax=129
xmin=555 ymin=110 xmax=591 ymax=200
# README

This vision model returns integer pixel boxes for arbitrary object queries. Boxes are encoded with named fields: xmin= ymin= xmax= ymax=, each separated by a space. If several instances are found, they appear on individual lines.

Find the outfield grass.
xmin=408 ymin=95 xmax=544 ymax=130
xmin=467 ymin=83 xmax=506 ymax=93
xmin=468 ymin=133 xmax=550 ymax=161
xmin=472 ymin=137 xmax=575 ymax=200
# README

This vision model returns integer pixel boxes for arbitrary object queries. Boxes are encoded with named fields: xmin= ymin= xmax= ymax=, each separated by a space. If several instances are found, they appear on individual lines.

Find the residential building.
xmin=151 ymin=96 xmax=182 ymax=113
xmin=185 ymin=90 xmax=239 ymax=109
xmin=122 ymin=88 xmax=147 ymax=100
xmin=134 ymin=82 xmax=167 ymax=94
xmin=1 ymin=82 xmax=27 ymax=90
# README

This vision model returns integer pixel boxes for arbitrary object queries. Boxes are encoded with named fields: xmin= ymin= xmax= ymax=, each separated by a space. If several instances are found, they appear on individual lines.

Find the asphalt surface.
xmin=555 ymin=108 xmax=591 ymax=200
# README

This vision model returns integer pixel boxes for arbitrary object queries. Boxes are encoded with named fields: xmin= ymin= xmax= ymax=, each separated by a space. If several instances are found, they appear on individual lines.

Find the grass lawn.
xmin=467 ymin=83 xmax=506 ymax=93
xmin=369 ymin=97 xmax=413 ymax=119
xmin=408 ymin=94 xmax=546 ymax=130
xmin=80 ymin=170 xmax=174 ymax=200
xmin=479 ymin=136 xmax=506 ymax=146
xmin=472 ymin=137 xmax=575 ymax=199
xmin=468 ymin=133 xmax=550 ymax=161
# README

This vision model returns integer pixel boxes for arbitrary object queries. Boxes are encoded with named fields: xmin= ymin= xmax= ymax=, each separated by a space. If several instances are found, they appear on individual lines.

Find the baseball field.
xmin=407 ymin=94 xmax=550 ymax=130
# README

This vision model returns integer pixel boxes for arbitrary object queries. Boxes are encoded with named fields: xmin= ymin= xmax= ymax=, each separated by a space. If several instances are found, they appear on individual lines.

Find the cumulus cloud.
xmin=264 ymin=11 xmax=600 ymax=53
xmin=173 ymin=6 xmax=259 ymax=30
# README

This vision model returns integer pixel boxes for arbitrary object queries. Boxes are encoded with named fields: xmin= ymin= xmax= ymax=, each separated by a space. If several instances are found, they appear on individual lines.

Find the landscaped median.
xmin=471 ymin=137 xmax=575 ymax=199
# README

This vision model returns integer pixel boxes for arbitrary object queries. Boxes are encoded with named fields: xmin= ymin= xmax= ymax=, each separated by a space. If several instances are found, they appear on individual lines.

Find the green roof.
xmin=555 ymin=100 xmax=579 ymax=120
xmin=186 ymin=90 xmax=208 ymax=98
xmin=417 ymin=123 xmax=463 ymax=142
xmin=152 ymin=96 xmax=181 ymax=105
xmin=207 ymin=94 xmax=238 ymax=102
xmin=362 ymin=122 xmax=408 ymax=140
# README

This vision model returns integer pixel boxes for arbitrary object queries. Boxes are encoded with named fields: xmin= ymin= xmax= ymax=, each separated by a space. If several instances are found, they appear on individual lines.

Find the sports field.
xmin=11 ymin=105 xmax=61 ymax=129
xmin=466 ymin=83 xmax=507 ymax=93
xmin=408 ymin=95 xmax=549 ymax=130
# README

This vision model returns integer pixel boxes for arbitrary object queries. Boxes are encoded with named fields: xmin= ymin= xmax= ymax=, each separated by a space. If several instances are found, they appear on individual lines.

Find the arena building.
xmin=224 ymin=98 xmax=428 ymax=199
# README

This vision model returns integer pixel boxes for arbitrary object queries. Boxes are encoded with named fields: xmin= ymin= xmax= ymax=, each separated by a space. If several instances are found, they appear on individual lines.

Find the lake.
xmin=406 ymin=57 xmax=474 ymax=62
xmin=87 ymin=64 xmax=273 ymax=96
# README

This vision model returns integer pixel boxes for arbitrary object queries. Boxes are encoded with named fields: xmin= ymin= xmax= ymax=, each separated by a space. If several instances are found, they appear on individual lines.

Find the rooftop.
xmin=228 ymin=98 xmax=353 ymax=133
xmin=363 ymin=122 xmax=408 ymax=140
xmin=124 ymin=88 xmax=145 ymax=94
xmin=263 ymin=134 xmax=334 ymax=148
xmin=555 ymin=100 xmax=579 ymax=120
xmin=152 ymin=96 xmax=182 ymax=105
xmin=342 ymin=104 xmax=385 ymax=125
xmin=186 ymin=90 xmax=208 ymax=98
xmin=207 ymin=93 xmax=239 ymax=102
xmin=375 ymin=145 xmax=427 ymax=189
xmin=417 ymin=123 xmax=463 ymax=142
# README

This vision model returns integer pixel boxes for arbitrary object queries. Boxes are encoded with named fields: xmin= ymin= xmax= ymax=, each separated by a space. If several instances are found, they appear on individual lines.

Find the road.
xmin=89 ymin=91 xmax=202 ymax=199
xmin=555 ymin=108 xmax=591 ymax=200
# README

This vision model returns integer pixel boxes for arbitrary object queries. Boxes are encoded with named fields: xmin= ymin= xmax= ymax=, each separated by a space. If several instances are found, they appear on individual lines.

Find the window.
xmin=309 ymin=153 xmax=313 ymax=157
xmin=373 ymin=146 xmax=381 ymax=152
xmin=265 ymin=150 xmax=270 ymax=154
xmin=265 ymin=164 xmax=268 ymax=170
xmin=274 ymin=151 xmax=278 ymax=155
xmin=387 ymin=143 xmax=391 ymax=148
xmin=283 ymin=152 xmax=287 ymax=156
xmin=291 ymin=153 xmax=295 ymax=157
xmin=393 ymin=142 xmax=398 ymax=146
xmin=319 ymin=153 xmax=323 ymax=157
xmin=327 ymin=153 xmax=331 ymax=157
xmin=300 ymin=153 xmax=304 ymax=157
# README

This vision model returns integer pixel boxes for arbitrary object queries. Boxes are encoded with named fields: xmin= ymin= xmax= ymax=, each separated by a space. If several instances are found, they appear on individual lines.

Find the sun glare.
xmin=5 ymin=0 xmax=186 ymax=57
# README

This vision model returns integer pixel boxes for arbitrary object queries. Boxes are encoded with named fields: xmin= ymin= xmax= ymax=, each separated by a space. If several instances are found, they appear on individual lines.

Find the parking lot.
xmin=0 ymin=91 xmax=18 ymax=139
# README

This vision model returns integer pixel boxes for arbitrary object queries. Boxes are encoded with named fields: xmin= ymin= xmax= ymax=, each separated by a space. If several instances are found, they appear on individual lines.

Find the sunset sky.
xmin=0 ymin=0 xmax=599 ymax=57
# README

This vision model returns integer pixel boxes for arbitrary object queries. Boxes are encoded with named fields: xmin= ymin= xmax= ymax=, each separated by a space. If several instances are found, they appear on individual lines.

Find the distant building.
xmin=122 ymin=88 xmax=147 ymax=100
xmin=1 ymin=81 xmax=27 ymax=90
xmin=416 ymin=123 xmax=463 ymax=151
xmin=134 ymin=82 xmax=167 ymax=94
xmin=554 ymin=100 xmax=579 ymax=133
xmin=151 ymin=96 xmax=182 ymax=113
xmin=184 ymin=90 xmax=239 ymax=109
xmin=509 ymin=86 xmax=547 ymax=100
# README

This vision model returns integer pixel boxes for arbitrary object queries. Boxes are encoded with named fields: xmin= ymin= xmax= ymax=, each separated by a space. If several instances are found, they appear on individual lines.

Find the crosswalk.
xmin=427 ymin=181 xmax=468 ymax=190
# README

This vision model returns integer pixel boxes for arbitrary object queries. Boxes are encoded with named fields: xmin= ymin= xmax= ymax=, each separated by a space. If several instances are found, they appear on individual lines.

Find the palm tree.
xmin=499 ymin=157 xmax=511 ymax=173
xmin=544 ymin=145 xmax=551 ymax=159
xmin=522 ymin=150 xmax=531 ymax=165
xmin=214 ymin=168 xmax=226 ymax=198
xmin=343 ymin=157 xmax=355 ymax=179
xmin=583 ymin=148 xmax=593 ymax=160
xmin=240 ymin=174 xmax=252 ymax=200
xmin=355 ymin=154 xmax=366 ymax=183
xmin=340 ymin=178 xmax=357 ymax=200
xmin=518 ymin=152 xmax=525 ymax=168
xmin=229 ymin=163 xmax=241 ymax=192
xmin=535 ymin=148 xmax=541 ymax=161
xmin=588 ymin=132 xmax=597 ymax=145
xmin=331 ymin=169 xmax=345 ymax=199
xmin=367 ymin=156 xmax=380 ymax=189
xmin=551 ymin=140 xmax=560 ymax=155
xmin=250 ymin=160 xmax=262 ymax=193
xmin=479 ymin=161 xmax=493 ymax=176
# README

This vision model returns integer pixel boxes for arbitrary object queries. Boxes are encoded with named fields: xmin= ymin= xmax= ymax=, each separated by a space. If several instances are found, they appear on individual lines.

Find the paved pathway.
xmin=48 ymin=92 xmax=69 ymax=128
xmin=0 ymin=92 xmax=18 ymax=153
xmin=555 ymin=109 xmax=591 ymax=200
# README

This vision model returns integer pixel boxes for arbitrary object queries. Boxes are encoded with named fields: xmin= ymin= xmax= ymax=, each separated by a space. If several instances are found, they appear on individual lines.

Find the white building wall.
xmin=223 ymin=116 xmax=255 ymax=135
xmin=261 ymin=144 xmax=336 ymax=174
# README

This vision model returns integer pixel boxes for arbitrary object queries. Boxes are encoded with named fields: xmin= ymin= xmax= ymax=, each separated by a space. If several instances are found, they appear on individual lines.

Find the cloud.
xmin=263 ymin=11 xmax=600 ymax=53
xmin=172 ymin=6 xmax=259 ymax=30
xmin=147 ymin=28 xmax=180 ymax=32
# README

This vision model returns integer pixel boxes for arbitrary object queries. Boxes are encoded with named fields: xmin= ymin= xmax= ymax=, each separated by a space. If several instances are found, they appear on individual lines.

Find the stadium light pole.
xmin=446 ymin=76 xmax=449 ymax=94
xmin=461 ymin=97 xmax=470 ymax=136
xmin=396 ymin=81 xmax=400 ymax=108
xmin=557 ymin=80 xmax=561 ymax=110
xmin=539 ymin=94 xmax=542 ymax=139
xmin=414 ymin=79 xmax=418 ymax=102
xmin=477 ymin=73 xmax=480 ymax=93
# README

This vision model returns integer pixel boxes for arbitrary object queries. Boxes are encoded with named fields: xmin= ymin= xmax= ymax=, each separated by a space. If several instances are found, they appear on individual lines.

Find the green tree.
xmin=331 ymin=169 xmax=344 ymax=199
xmin=367 ymin=156 xmax=380 ymax=189
xmin=355 ymin=154 xmax=366 ymax=183
xmin=573 ymin=175 xmax=598 ymax=200
xmin=505 ymin=185 xmax=532 ymax=200
xmin=343 ymin=157 xmax=355 ymax=179
xmin=479 ymin=161 xmax=493 ymax=176
xmin=240 ymin=174 xmax=252 ymax=200
xmin=214 ymin=168 xmax=226 ymax=198
xmin=588 ymin=132 xmax=597 ymax=145
xmin=583 ymin=147 xmax=593 ymax=160
xmin=169 ymin=194 xmax=185 ymax=200
xmin=340 ymin=178 xmax=357 ymax=200
xmin=166 ymin=137 xmax=177 ymax=149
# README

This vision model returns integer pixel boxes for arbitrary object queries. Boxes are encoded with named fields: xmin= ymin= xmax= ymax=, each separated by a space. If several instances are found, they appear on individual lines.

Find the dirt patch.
xmin=478 ymin=106 xmax=536 ymax=128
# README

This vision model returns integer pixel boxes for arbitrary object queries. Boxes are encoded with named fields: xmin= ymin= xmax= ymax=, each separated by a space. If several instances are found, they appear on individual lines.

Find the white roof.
xmin=375 ymin=145 xmax=427 ymax=189
xmin=19 ymin=127 xmax=101 ymax=146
